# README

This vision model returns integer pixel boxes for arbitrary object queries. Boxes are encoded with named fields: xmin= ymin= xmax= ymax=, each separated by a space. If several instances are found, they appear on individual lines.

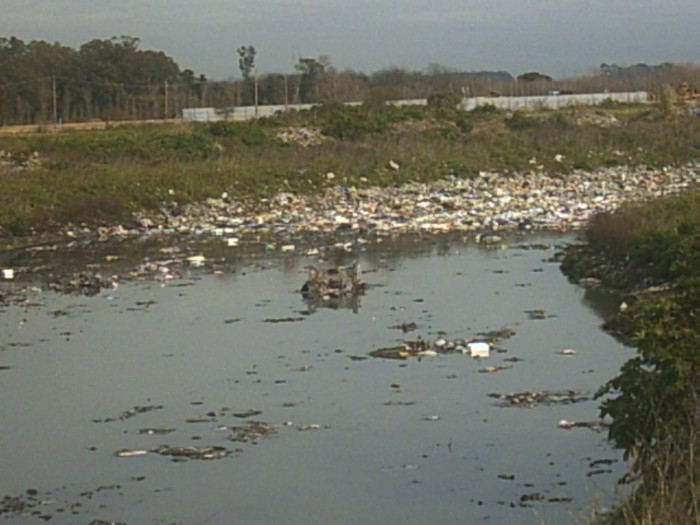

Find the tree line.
xmin=1 ymin=35 xmax=698 ymax=126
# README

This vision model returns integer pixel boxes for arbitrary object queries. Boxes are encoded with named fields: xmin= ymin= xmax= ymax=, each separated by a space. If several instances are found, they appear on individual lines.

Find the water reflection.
xmin=581 ymin=285 xmax=622 ymax=320
xmin=0 ymin=231 xmax=634 ymax=525
xmin=303 ymin=292 xmax=362 ymax=314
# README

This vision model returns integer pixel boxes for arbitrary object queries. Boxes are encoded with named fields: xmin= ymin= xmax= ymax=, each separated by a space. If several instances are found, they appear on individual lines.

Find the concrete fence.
xmin=182 ymin=92 xmax=650 ymax=122
xmin=458 ymin=91 xmax=650 ymax=111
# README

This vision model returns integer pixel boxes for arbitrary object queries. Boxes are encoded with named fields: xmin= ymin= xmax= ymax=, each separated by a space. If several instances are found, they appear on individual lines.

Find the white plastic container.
xmin=467 ymin=341 xmax=490 ymax=358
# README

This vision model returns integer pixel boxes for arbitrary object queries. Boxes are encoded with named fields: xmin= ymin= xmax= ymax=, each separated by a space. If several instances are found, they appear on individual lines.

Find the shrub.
xmin=147 ymin=132 xmax=216 ymax=161
xmin=571 ymin=191 xmax=700 ymax=524
xmin=203 ymin=121 xmax=272 ymax=146
xmin=505 ymin=111 xmax=535 ymax=131
xmin=470 ymin=103 xmax=499 ymax=115
xmin=427 ymin=90 xmax=461 ymax=111
xmin=454 ymin=117 xmax=473 ymax=134
xmin=318 ymin=104 xmax=391 ymax=140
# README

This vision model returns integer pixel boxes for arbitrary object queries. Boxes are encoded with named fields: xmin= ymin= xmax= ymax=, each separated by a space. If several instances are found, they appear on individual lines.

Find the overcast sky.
xmin=2 ymin=0 xmax=698 ymax=80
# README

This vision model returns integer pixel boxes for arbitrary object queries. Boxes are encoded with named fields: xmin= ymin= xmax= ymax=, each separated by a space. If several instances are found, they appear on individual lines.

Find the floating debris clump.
xmin=489 ymin=390 xmax=590 ymax=408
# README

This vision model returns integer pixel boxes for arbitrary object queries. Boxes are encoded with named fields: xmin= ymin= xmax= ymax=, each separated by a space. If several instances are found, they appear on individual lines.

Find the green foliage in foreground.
xmin=584 ymin=192 xmax=700 ymax=286
xmin=0 ymin=103 xmax=698 ymax=237
xmin=566 ymin=192 xmax=699 ymax=524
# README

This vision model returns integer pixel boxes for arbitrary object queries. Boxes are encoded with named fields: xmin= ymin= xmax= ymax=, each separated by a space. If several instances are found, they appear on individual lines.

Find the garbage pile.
xmin=118 ymin=165 xmax=697 ymax=244
xmin=369 ymin=330 xmax=515 ymax=360
xmin=275 ymin=127 xmax=325 ymax=147
xmin=0 ymin=149 xmax=41 ymax=170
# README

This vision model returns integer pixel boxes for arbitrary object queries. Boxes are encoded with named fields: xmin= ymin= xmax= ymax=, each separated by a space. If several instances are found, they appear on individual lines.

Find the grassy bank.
xmin=561 ymin=191 xmax=699 ymax=525
xmin=1 ymin=101 xmax=698 ymax=237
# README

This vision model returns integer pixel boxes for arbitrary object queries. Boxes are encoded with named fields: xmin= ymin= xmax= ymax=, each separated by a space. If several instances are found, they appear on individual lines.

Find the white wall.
xmin=182 ymin=92 xmax=650 ymax=122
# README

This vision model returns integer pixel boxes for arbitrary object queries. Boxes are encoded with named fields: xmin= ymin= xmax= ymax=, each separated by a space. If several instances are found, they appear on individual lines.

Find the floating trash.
xmin=263 ymin=317 xmax=305 ymax=323
xmin=558 ymin=419 xmax=608 ymax=431
xmin=369 ymin=333 xmax=503 ymax=360
xmin=230 ymin=421 xmax=277 ymax=443
xmin=389 ymin=322 xmax=419 ymax=333
xmin=187 ymin=255 xmax=206 ymax=267
xmin=154 ymin=445 xmax=230 ymax=460
xmin=119 ymin=404 xmax=164 ymax=421
xmin=138 ymin=428 xmax=175 ymax=435
xmin=524 ymin=309 xmax=555 ymax=320
xmin=49 ymin=272 xmax=106 ymax=296
xmin=475 ymin=233 xmax=503 ymax=246
xmin=114 ymin=449 xmax=150 ymax=458
xmin=489 ymin=390 xmax=590 ymax=408
xmin=466 ymin=341 xmax=491 ymax=358
xmin=301 ymin=263 xmax=366 ymax=313
xmin=475 ymin=327 xmax=516 ymax=345
xmin=232 ymin=409 xmax=262 ymax=419
xmin=296 ymin=423 xmax=324 ymax=431
xmin=301 ymin=263 xmax=365 ymax=299
xmin=370 ymin=338 xmax=433 ymax=360
xmin=116 ymin=445 xmax=231 ymax=461
xmin=478 ymin=365 xmax=512 ymax=374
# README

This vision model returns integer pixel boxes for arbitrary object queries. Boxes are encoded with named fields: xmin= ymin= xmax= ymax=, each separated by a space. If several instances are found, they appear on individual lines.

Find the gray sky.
xmin=2 ymin=0 xmax=698 ymax=80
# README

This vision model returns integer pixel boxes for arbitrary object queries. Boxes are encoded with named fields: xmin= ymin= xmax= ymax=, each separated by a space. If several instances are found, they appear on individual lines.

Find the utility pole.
xmin=164 ymin=80 xmax=169 ymax=120
xmin=254 ymin=70 xmax=259 ymax=118
xmin=52 ymin=76 xmax=58 ymax=124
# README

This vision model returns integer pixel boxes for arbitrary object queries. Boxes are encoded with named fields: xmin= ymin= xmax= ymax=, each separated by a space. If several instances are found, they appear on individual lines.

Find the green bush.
xmin=56 ymin=130 xmax=148 ymax=161
xmin=427 ymin=90 xmax=461 ymax=110
xmin=505 ymin=111 xmax=535 ymax=131
xmin=454 ymin=117 xmax=473 ymax=134
xmin=318 ymin=104 xmax=392 ymax=140
xmin=567 ymin=190 xmax=700 ymax=524
xmin=470 ymin=103 xmax=499 ymax=115
xmin=203 ymin=121 xmax=272 ymax=146
xmin=147 ymin=132 xmax=216 ymax=161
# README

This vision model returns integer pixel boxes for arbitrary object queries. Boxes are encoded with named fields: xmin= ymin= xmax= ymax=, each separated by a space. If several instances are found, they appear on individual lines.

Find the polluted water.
xmin=0 ymin=231 xmax=635 ymax=524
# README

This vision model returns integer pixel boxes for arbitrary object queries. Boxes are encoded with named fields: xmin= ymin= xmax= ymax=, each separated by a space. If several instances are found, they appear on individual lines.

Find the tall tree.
xmin=296 ymin=56 xmax=329 ymax=103
xmin=237 ymin=45 xmax=257 ymax=108
xmin=237 ymin=45 xmax=256 ymax=79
